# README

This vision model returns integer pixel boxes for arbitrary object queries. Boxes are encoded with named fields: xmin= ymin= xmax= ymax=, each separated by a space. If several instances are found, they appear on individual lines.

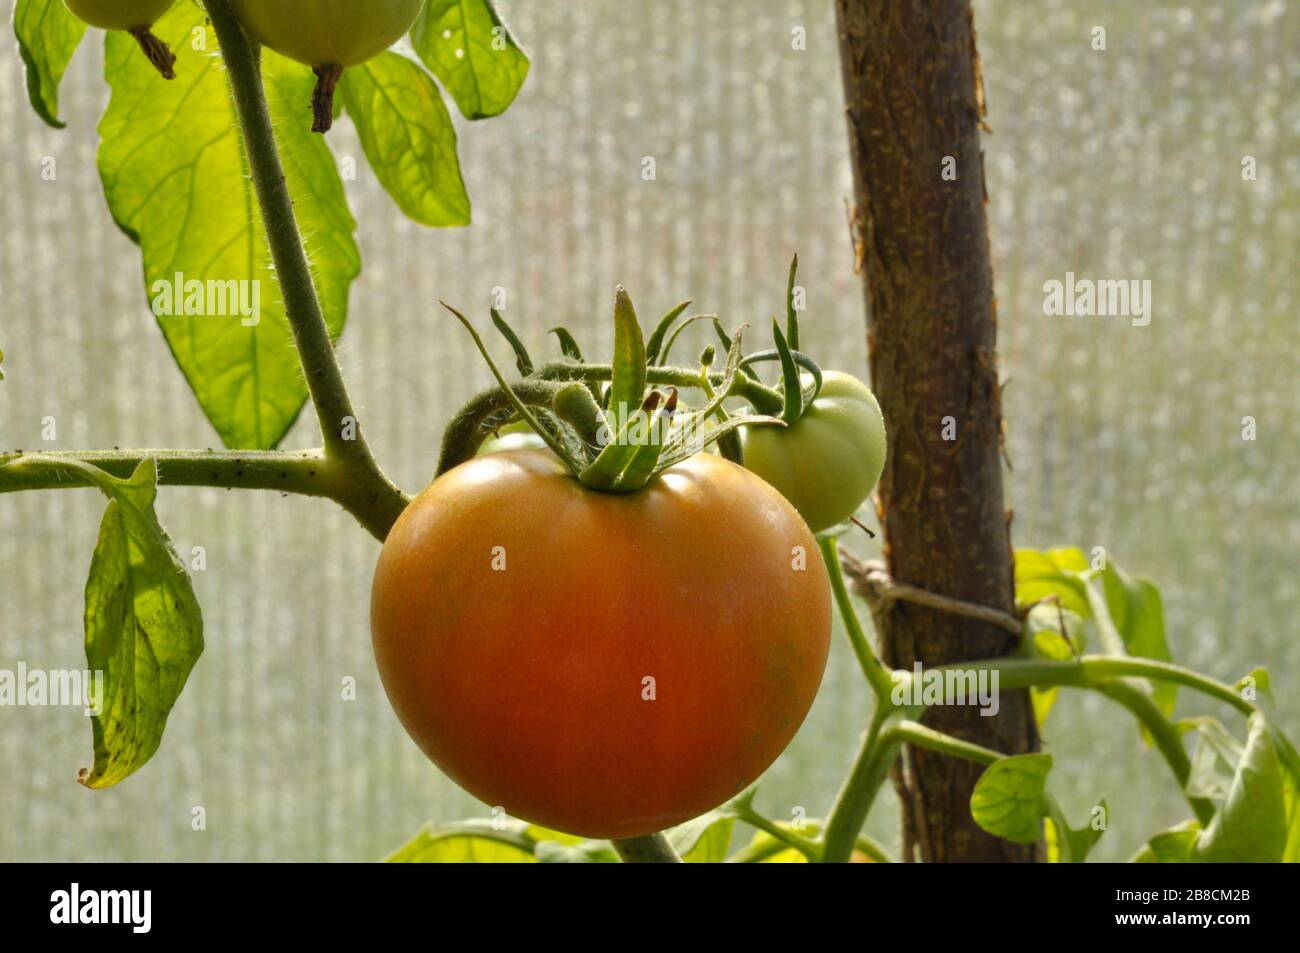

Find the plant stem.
xmin=203 ymin=0 xmax=405 ymax=532
xmin=953 ymin=656 xmax=1255 ymax=717
xmin=819 ymin=536 xmax=896 ymax=701
xmin=612 ymin=834 xmax=682 ymax=863
xmin=821 ymin=709 xmax=896 ymax=863
xmin=534 ymin=360 xmax=786 ymax=414
xmin=1093 ymin=680 xmax=1216 ymax=826
xmin=0 ymin=449 xmax=406 ymax=542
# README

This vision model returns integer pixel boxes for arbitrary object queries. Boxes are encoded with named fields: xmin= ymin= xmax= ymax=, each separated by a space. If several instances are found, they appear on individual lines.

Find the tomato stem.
xmin=128 ymin=27 xmax=177 ymax=81
xmin=611 ymin=834 xmax=682 ymax=863
xmin=202 ymin=0 xmax=407 ymax=535
xmin=311 ymin=64 xmax=343 ymax=134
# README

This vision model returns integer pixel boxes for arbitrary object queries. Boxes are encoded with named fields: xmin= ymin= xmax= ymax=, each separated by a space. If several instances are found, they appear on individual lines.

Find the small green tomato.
xmin=740 ymin=371 xmax=887 ymax=533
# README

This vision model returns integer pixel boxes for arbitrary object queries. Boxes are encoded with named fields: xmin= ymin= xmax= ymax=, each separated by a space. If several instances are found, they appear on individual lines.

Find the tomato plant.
xmin=3 ymin=0 xmax=1296 ymax=869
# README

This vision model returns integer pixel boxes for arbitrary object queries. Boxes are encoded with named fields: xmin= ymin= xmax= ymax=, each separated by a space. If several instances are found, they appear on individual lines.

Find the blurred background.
xmin=1 ymin=0 xmax=1296 ymax=861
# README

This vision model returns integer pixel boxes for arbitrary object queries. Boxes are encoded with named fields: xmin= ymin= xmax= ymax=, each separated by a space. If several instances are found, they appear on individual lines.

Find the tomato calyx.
xmin=441 ymin=288 xmax=785 ymax=493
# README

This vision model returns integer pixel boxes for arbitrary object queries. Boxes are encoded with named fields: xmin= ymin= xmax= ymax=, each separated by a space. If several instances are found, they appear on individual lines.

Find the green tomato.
xmin=739 ymin=371 xmax=886 ymax=533
xmin=476 ymin=419 xmax=547 ymax=457
xmin=64 ymin=0 xmax=173 ymax=30
xmin=230 ymin=0 xmax=423 ymax=69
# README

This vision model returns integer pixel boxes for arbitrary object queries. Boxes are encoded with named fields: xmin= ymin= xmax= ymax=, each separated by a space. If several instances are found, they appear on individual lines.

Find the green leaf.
xmin=2 ymin=457 xmax=205 ymax=788
xmin=489 ymin=308 xmax=534 ymax=375
xmin=339 ymin=51 xmax=471 ymax=228
xmin=1131 ymin=820 xmax=1201 ymax=863
xmin=1266 ymin=722 xmax=1300 ymax=862
xmin=98 ymin=6 xmax=361 ymax=449
xmin=785 ymin=253 xmax=800 ymax=351
xmin=772 ymin=318 xmax=803 ymax=424
xmin=535 ymin=840 xmax=620 ymax=863
xmin=410 ymin=0 xmax=530 ymax=120
xmin=1024 ymin=603 xmax=1084 ymax=724
xmin=385 ymin=819 xmax=537 ymax=862
xmin=12 ymin=0 xmax=87 ymax=128
xmin=970 ymin=753 xmax=1053 ymax=844
xmin=1098 ymin=563 xmax=1173 ymax=695
xmin=1017 ymin=548 xmax=1174 ymax=714
xmin=607 ymin=286 xmax=647 ymax=423
xmin=1191 ymin=712 xmax=1287 ymax=862
xmin=667 ymin=811 xmax=736 ymax=863
xmin=1181 ymin=716 xmax=1242 ymax=801
xmin=1045 ymin=798 xmax=1108 ymax=863
xmin=645 ymin=300 xmax=692 ymax=366
xmin=1014 ymin=547 xmax=1091 ymax=617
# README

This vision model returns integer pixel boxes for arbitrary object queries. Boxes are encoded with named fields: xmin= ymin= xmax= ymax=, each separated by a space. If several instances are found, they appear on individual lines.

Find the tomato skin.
xmin=64 ymin=0 xmax=173 ymax=30
xmin=371 ymin=449 xmax=831 ymax=839
xmin=230 ymin=0 xmax=422 ymax=69
xmin=739 ymin=371 xmax=886 ymax=533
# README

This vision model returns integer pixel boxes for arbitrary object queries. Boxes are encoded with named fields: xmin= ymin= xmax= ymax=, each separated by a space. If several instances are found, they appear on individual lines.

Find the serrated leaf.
xmin=410 ymin=0 xmax=530 ymax=120
xmin=13 ymin=0 xmax=87 ymax=128
xmin=98 ymin=6 xmax=361 ymax=449
xmin=340 ymin=51 xmax=471 ymax=228
xmin=970 ymin=753 xmax=1053 ymax=844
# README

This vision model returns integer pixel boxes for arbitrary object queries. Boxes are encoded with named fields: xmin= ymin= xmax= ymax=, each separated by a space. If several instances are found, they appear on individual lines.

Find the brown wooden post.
xmin=834 ymin=0 xmax=1040 ymax=861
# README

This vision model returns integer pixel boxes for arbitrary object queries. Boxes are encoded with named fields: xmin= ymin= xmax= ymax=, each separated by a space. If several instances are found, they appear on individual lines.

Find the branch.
xmin=841 ymin=551 xmax=1024 ymax=636
xmin=0 ymin=449 xmax=407 ymax=543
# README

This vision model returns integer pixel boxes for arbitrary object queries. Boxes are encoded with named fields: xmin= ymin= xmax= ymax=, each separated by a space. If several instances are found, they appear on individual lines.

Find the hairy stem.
xmin=203 ymin=0 xmax=405 ymax=532
xmin=0 ymin=449 xmax=407 ymax=543
xmin=612 ymin=834 xmax=682 ymax=863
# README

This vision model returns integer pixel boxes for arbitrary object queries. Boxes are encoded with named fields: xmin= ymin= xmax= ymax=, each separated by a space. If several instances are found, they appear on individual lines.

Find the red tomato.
xmin=371 ymin=449 xmax=831 ymax=839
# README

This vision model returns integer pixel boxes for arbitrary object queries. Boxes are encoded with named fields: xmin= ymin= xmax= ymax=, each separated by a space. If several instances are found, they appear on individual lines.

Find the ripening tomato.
xmin=740 ymin=371 xmax=887 ymax=533
xmin=230 ymin=0 xmax=423 ymax=69
xmin=371 ymin=449 xmax=831 ymax=839
xmin=64 ymin=0 xmax=173 ymax=31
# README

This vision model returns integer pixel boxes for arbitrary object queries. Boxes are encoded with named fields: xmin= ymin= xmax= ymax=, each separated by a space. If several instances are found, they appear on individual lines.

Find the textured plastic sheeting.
xmin=0 ymin=0 xmax=1295 ymax=861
